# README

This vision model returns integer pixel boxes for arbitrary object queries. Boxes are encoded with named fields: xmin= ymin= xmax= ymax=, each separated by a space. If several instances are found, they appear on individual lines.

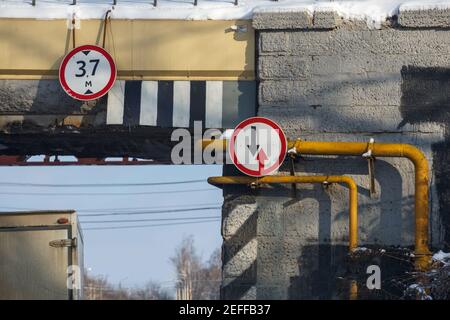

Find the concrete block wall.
xmin=222 ymin=9 xmax=450 ymax=299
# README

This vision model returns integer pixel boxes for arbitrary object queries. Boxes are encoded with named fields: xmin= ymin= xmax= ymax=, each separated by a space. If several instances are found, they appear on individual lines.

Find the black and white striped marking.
xmin=106 ymin=80 xmax=256 ymax=128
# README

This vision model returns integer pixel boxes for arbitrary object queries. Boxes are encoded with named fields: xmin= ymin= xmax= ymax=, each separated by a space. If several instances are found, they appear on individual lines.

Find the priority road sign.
xmin=229 ymin=117 xmax=287 ymax=177
xmin=59 ymin=45 xmax=116 ymax=101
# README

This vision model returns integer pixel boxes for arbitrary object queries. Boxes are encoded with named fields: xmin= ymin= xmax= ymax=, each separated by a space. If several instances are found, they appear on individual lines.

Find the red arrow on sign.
xmin=257 ymin=148 xmax=268 ymax=173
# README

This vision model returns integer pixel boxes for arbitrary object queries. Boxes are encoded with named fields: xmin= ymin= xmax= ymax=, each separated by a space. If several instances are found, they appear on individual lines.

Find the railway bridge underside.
xmin=1 ymin=8 xmax=450 ymax=299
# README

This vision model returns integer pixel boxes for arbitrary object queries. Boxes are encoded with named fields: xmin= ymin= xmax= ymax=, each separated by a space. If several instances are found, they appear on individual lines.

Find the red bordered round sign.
xmin=229 ymin=117 xmax=287 ymax=177
xmin=59 ymin=45 xmax=116 ymax=101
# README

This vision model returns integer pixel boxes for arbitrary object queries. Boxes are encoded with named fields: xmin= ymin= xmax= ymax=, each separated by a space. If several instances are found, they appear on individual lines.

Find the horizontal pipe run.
xmin=201 ymin=138 xmax=431 ymax=270
xmin=288 ymin=140 xmax=430 ymax=270
xmin=208 ymin=175 xmax=358 ymax=251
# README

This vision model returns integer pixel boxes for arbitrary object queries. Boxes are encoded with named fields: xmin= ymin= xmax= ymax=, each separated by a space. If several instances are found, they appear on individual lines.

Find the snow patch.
xmin=0 ymin=0 xmax=449 ymax=29
xmin=400 ymin=0 xmax=450 ymax=11
xmin=352 ymin=246 xmax=370 ymax=253
xmin=432 ymin=250 xmax=450 ymax=265
xmin=405 ymin=283 xmax=433 ymax=300
xmin=220 ymin=129 xmax=235 ymax=140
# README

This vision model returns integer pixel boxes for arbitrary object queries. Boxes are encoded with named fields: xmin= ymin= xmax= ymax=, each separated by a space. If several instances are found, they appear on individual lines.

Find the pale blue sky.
xmin=0 ymin=163 xmax=223 ymax=291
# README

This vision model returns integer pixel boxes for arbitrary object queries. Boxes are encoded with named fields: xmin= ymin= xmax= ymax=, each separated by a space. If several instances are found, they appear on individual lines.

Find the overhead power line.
xmin=0 ymin=179 xmax=205 ymax=188
xmin=80 ymin=215 xmax=220 ymax=224
xmin=83 ymin=219 xmax=220 ymax=231
xmin=79 ymin=206 xmax=222 ymax=217
xmin=0 ymin=188 xmax=216 ymax=197
xmin=77 ymin=202 xmax=222 ymax=212
xmin=0 ymin=202 xmax=222 ymax=212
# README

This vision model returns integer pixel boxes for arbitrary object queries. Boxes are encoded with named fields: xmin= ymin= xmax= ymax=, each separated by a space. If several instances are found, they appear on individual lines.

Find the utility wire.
xmin=77 ymin=202 xmax=222 ymax=212
xmin=0 ymin=202 xmax=222 ymax=212
xmin=0 ymin=179 xmax=205 ymax=188
xmin=83 ymin=219 xmax=220 ymax=231
xmin=80 ymin=215 xmax=220 ymax=224
xmin=79 ymin=206 xmax=222 ymax=217
xmin=0 ymin=188 xmax=216 ymax=197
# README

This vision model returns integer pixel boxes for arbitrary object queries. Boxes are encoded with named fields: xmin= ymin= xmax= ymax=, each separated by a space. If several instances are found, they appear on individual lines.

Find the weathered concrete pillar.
xmin=221 ymin=8 xmax=450 ymax=299
xmin=221 ymin=165 xmax=258 ymax=299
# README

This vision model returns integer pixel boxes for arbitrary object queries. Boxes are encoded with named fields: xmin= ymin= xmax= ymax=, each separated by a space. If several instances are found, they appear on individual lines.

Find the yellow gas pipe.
xmin=208 ymin=175 xmax=359 ymax=251
xmin=201 ymin=139 xmax=431 ymax=270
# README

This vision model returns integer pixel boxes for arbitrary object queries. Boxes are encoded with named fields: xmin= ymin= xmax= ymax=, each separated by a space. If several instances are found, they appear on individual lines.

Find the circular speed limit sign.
xmin=59 ymin=45 xmax=116 ymax=101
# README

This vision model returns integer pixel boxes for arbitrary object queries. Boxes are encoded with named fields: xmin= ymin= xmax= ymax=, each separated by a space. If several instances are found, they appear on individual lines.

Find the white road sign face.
xmin=229 ymin=117 xmax=287 ymax=177
xmin=59 ymin=45 xmax=116 ymax=101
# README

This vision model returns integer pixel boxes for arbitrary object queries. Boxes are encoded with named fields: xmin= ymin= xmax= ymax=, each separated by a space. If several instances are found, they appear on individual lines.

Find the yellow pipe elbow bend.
xmin=208 ymin=175 xmax=359 ymax=252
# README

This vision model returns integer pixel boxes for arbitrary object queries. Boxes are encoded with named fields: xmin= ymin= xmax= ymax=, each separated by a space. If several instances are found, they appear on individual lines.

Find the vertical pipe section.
xmin=289 ymin=140 xmax=431 ymax=270
xmin=349 ymin=280 xmax=358 ymax=300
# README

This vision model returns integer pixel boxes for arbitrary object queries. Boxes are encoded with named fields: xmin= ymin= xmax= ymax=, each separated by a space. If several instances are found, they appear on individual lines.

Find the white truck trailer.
xmin=0 ymin=210 xmax=84 ymax=300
